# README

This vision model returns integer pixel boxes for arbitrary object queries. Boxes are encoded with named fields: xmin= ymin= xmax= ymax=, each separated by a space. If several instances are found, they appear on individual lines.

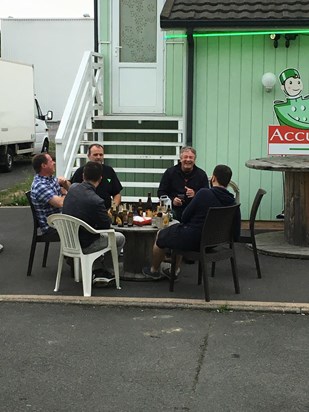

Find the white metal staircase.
xmin=55 ymin=51 xmax=184 ymax=202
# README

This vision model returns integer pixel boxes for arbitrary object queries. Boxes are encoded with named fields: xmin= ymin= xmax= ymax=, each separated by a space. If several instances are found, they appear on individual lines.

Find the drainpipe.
xmin=94 ymin=0 xmax=99 ymax=52
xmin=186 ymin=30 xmax=194 ymax=146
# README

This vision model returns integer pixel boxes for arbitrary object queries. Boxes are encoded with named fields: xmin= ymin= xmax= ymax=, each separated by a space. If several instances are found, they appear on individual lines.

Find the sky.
xmin=0 ymin=0 xmax=94 ymax=19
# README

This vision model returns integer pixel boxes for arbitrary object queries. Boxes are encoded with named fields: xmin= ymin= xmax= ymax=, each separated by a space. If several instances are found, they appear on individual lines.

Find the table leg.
xmin=121 ymin=230 xmax=157 ymax=280
xmin=284 ymin=171 xmax=309 ymax=246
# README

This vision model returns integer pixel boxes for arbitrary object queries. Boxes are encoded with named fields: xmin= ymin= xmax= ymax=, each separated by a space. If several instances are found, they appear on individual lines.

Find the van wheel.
xmin=41 ymin=139 xmax=49 ymax=153
xmin=2 ymin=148 xmax=13 ymax=172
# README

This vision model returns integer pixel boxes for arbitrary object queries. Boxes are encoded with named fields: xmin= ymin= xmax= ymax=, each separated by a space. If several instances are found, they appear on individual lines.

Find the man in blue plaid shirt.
xmin=31 ymin=153 xmax=70 ymax=235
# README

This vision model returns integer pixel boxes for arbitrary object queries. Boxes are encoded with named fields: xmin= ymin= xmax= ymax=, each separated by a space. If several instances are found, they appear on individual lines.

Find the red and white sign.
xmin=268 ymin=126 xmax=309 ymax=155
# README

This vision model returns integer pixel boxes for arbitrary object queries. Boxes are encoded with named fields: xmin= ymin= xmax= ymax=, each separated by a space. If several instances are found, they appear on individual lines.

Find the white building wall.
xmin=1 ymin=18 xmax=94 ymax=121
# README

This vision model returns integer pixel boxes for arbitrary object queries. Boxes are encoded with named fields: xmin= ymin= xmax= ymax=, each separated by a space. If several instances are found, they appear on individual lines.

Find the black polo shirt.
xmin=70 ymin=164 xmax=123 ymax=209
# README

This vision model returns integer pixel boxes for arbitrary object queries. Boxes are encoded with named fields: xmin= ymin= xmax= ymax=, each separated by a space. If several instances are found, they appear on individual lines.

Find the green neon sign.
xmin=165 ymin=29 xmax=309 ymax=40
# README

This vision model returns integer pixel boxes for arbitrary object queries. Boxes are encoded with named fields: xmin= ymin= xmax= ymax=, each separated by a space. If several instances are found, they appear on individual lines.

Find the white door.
xmin=111 ymin=0 xmax=164 ymax=114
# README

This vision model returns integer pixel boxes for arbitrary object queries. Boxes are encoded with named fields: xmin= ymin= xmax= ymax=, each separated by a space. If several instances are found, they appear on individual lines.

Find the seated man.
xmin=70 ymin=144 xmax=122 ymax=209
xmin=157 ymin=146 xmax=209 ymax=222
xmin=143 ymin=164 xmax=241 ymax=280
xmin=63 ymin=161 xmax=125 ymax=278
xmin=31 ymin=153 xmax=70 ymax=237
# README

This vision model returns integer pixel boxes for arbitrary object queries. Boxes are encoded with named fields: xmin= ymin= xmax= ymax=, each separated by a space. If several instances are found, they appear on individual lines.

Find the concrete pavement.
xmin=0 ymin=207 xmax=308 ymax=411
xmin=0 ymin=302 xmax=308 ymax=412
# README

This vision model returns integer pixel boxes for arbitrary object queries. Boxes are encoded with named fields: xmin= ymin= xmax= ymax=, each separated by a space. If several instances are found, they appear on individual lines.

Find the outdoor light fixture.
xmin=270 ymin=34 xmax=281 ymax=48
xmin=268 ymin=33 xmax=298 ymax=48
xmin=285 ymin=34 xmax=298 ymax=48
xmin=261 ymin=72 xmax=276 ymax=92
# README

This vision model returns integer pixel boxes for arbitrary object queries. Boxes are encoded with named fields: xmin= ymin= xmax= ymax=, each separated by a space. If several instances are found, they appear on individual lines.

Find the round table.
xmin=246 ymin=156 xmax=309 ymax=246
xmin=114 ymin=224 xmax=160 ymax=280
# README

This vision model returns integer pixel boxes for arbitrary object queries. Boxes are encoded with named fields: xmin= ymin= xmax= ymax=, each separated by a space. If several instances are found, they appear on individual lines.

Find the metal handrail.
xmin=55 ymin=51 xmax=104 ymax=178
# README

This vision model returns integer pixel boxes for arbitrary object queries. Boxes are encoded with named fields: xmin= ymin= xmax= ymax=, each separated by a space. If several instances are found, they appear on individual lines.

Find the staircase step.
xmin=84 ymin=128 xmax=183 ymax=134
xmin=76 ymin=153 xmax=179 ymax=160
xmin=80 ymin=140 xmax=183 ymax=147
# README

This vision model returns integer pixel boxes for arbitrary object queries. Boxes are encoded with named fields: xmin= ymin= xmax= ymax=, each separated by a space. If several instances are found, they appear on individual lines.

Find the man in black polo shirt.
xmin=157 ymin=146 xmax=209 ymax=221
xmin=70 ymin=144 xmax=122 ymax=209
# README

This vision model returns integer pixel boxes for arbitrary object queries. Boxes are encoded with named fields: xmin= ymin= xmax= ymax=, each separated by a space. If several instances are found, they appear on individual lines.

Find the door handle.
xmin=114 ymin=45 xmax=122 ymax=57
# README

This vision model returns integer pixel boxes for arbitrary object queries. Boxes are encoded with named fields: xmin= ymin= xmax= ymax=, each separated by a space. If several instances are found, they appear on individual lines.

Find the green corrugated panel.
xmin=165 ymin=31 xmax=185 ymax=116
xmin=193 ymin=34 xmax=308 ymax=220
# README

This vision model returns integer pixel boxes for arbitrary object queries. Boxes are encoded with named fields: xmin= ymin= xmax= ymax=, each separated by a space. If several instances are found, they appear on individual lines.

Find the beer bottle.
xmin=117 ymin=204 xmax=124 ymax=227
xmin=156 ymin=204 xmax=163 ymax=228
xmin=137 ymin=199 xmax=143 ymax=216
xmin=166 ymin=205 xmax=173 ymax=222
xmin=145 ymin=192 xmax=153 ymax=217
xmin=122 ymin=203 xmax=128 ymax=225
xmin=111 ymin=201 xmax=118 ymax=225
xmin=127 ymin=204 xmax=134 ymax=226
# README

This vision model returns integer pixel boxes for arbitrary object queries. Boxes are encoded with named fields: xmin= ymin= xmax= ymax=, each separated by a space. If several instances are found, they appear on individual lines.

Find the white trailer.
xmin=1 ymin=18 xmax=94 ymax=121
xmin=0 ymin=59 xmax=52 ymax=172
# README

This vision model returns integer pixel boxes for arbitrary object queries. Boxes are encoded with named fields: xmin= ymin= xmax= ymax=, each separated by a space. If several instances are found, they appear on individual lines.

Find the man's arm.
xmin=181 ymin=189 xmax=202 ymax=223
xmin=157 ymin=169 xmax=171 ymax=198
xmin=113 ymin=193 xmax=121 ymax=207
xmin=48 ymin=195 xmax=65 ymax=208
xmin=95 ymin=199 xmax=112 ymax=229
xmin=70 ymin=167 xmax=83 ymax=184
xmin=109 ymin=168 xmax=123 ymax=205
xmin=58 ymin=177 xmax=71 ymax=191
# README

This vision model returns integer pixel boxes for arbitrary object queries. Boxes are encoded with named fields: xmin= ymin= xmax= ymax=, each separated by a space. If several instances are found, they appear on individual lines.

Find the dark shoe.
xmin=142 ymin=266 xmax=163 ymax=280
xmin=0 ymin=244 xmax=3 ymax=253
xmin=161 ymin=266 xmax=180 ymax=282
xmin=276 ymin=210 xmax=284 ymax=219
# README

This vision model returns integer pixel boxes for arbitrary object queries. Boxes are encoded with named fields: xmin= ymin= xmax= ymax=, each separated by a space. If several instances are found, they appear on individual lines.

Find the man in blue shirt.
xmin=31 ymin=153 xmax=70 ymax=236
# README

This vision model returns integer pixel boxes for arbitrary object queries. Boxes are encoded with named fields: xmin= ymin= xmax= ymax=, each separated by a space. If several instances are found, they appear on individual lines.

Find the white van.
xmin=33 ymin=98 xmax=53 ymax=155
xmin=0 ymin=59 xmax=53 ymax=172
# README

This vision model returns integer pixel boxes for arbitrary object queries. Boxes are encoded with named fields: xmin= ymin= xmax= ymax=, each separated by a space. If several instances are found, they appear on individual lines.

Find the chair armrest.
xmin=94 ymin=228 xmax=116 ymax=235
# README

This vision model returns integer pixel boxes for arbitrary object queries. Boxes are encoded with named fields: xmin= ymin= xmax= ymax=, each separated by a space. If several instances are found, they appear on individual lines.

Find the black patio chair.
xmin=238 ymin=188 xmax=266 ymax=279
xmin=25 ymin=190 xmax=59 ymax=276
xmin=211 ymin=188 xmax=266 ymax=279
xmin=169 ymin=204 xmax=241 ymax=302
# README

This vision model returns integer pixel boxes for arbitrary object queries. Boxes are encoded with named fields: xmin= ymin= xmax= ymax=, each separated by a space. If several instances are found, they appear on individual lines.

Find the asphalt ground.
xmin=0 ymin=207 xmax=308 ymax=311
xmin=0 ymin=302 xmax=308 ymax=412
xmin=1 ymin=207 xmax=308 ymax=411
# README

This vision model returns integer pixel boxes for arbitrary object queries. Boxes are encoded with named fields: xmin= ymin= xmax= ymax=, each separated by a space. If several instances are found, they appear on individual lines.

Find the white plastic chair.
xmin=47 ymin=214 xmax=120 ymax=297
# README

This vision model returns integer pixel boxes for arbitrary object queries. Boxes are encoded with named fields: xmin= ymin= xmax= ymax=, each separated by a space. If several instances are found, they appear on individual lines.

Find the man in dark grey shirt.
xmin=63 ymin=161 xmax=125 ymax=255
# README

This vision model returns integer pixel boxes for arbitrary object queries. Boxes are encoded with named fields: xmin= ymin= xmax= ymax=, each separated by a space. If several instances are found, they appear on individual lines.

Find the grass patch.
xmin=0 ymin=175 xmax=33 ymax=206
xmin=0 ymin=144 xmax=57 ymax=206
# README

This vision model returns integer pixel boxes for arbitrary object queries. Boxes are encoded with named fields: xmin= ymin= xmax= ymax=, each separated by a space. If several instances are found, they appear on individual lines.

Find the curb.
xmin=0 ymin=295 xmax=308 ymax=314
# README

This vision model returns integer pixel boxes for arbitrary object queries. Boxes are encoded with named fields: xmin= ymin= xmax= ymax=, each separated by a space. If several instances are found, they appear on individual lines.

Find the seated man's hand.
xmin=173 ymin=197 xmax=184 ymax=207
xmin=58 ymin=176 xmax=71 ymax=191
xmin=185 ymin=186 xmax=195 ymax=198
xmin=60 ymin=187 xmax=68 ymax=196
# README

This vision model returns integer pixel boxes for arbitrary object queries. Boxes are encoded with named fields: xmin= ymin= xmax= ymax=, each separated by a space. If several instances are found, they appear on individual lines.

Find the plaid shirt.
xmin=31 ymin=174 xmax=62 ymax=233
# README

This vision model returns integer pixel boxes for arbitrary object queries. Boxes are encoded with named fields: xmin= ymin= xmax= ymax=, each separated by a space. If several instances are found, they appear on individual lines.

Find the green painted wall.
xmin=193 ymin=34 xmax=309 ymax=219
xmin=98 ymin=2 xmax=309 ymax=219
xmin=165 ymin=36 xmax=185 ymax=116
